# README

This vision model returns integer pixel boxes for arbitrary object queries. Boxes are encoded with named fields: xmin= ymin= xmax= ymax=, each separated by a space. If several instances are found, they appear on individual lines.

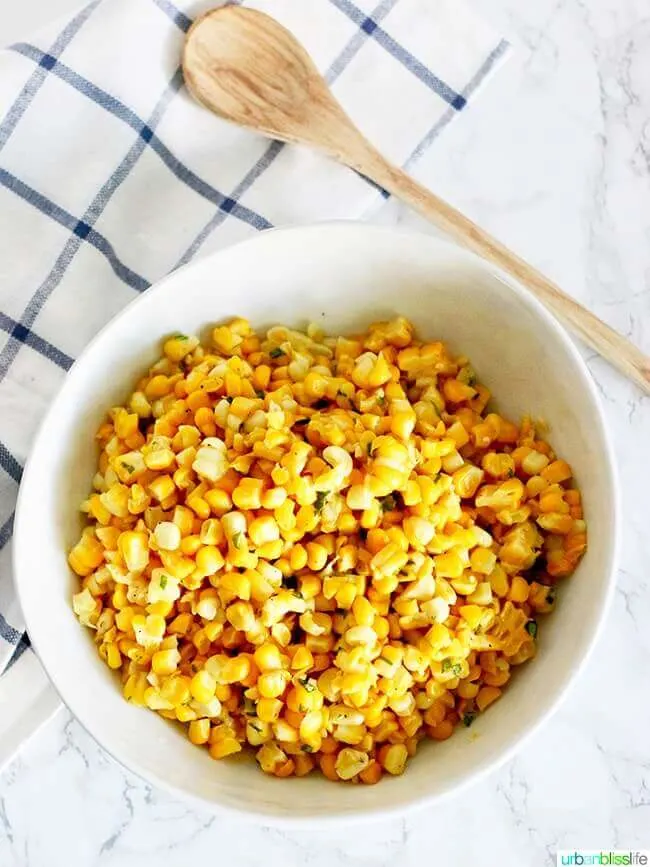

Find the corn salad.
xmin=70 ymin=316 xmax=586 ymax=784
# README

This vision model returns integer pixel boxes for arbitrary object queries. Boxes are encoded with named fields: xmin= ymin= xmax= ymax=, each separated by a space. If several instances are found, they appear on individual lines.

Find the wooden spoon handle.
xmin=337 ymin=135 xmax=650 ymax=394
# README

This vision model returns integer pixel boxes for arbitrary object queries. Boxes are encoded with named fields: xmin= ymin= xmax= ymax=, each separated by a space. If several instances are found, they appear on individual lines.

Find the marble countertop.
xmin=2 ymin=0 xmax=650 ymax=863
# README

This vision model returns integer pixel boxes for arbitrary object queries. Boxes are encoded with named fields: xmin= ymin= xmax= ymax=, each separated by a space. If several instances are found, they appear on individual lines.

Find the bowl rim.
xmin=13 ymin=221 xmax=620 ymax=826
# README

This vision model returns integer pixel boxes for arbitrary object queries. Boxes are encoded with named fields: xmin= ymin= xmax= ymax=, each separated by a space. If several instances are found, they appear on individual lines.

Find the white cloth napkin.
xmin=0 ymin=0 xmax=507 ymax=685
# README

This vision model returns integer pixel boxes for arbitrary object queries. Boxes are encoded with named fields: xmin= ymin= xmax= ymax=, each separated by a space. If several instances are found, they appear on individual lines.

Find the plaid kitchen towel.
xmin=0 ymin=0 xmax=509 ymax=674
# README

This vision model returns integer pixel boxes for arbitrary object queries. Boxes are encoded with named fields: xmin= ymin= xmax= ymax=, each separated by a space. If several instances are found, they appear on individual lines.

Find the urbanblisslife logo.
xmin=557 ymin=852 xmax=649 ymax=866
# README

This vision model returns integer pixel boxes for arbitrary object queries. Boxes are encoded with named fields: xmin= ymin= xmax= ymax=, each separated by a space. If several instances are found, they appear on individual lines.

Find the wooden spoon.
xmin=183 ymin=5 xmax=650 ymax=394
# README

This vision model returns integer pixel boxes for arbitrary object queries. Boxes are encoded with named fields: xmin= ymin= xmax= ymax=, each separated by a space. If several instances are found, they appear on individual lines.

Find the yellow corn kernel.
xmin=481 ymin=452 xmax=516 ymax=479
xmin=246 ymin=719 xmax=272 ymax=746
xmin=306 ymin=542 xmax=328 ymax=571
xmin=288 ymin=544 xmax=307 ymax=572
xmin=129 ymin=390 xmax=151 ymax=418
xmin=434 ymin=549 xmax=465 ymax=580
xmin=541 ymin=460 xmax=572 ymax=484
xmin=148 ymin=475 xmax=175 ymax=503
xmin=163 ymin=334 xmax=199 ymax=362
xmin=426 ymin=622 xmax=450 ymax=652
xmin=273 ymin=719 xmax=299 ymax=744
xmin=188 ymin=718 xmax=211 ymax=745
xmin=220 ymin=656 xmax=251 ymax=684
xmin=151 ymin=648 xmax=180 ymax=676
xmin=209 ymin=738 xmax=242 ymax=760
xmin=380 ymin=743 xmax=408 ymax=776
xmin=452 ymin=465 xmax=484 ymax=499
xmin=153 ymin=521 xmax=181 ymax=551
xmin=159 ymin=675 xmax=191 ymax=707
xmin=390 ymin=406 xmax=416 ymax=440
xmin=291 ymin=646 xmax=313 ymax=671
xmin=257 ymin=697 xmax=283 ymax=723
xmin=226 ymin=600 xmax=256 ymax=632
xmin=537 ymin=513 xmax=574 ymax=535
xmin=271 ymin=623 xmax=291 ymax=647
xmin=232 ymin=477 xmax=264 ymax=510
xmin=403 ymin=516 xmax=435 ymax=548
xmin=143 ymin=445 xmax=175 ymax=472
xmin=352 ymin=595 xmax=375 ymax=628
xmin=132 ymin=613 xmax=166 ymax=647
xmin=205 ymin=488 xmax=232 ymax=516
xmin=196 ymin=518 xmax=220 ymax=546
xmin=256 ymin=741 xmax=287 ymax=773
xmin=458 ymin=605 xmax=484 ymax=630
xmin=168 ymin=612 xmax=193 ymax=635
xmin=170 ymin=505 xmax=192 ymax=537
xmin=470 ymin=547 xmax=497 ymax=575
xmin=192 ymin=440 xmax=228 ymax=483
xmin=195 ymin=545 xmax=225 ymax=576
xmin=254 ymin=642 xmax=283 ymax=672
xmin=335 ymin=748 xmax=370 ymax=781
xmin=521 ymin=450 xmax=550 ymax=475
xmin=508 ymin=575 xmax=530 ymax=603
xmin=69 ymin=540 xmax=105 ymax=579
xmin=190 ymin=670 xmax=218 ymax=704
xmin=258 ymin=670 xmax=289 ymax=699
xmin=371 ymin=543 xmax=408 ymax=577
xmin=476 ymin=686 xmax=501 ymax=711
xmin=475 ymin=478 xmax=525 ymax=511
xmin=102 ymin=643 xmax=120 ymax=670
xmin=248 ymin=515 xmax=280 ymax=548
xmin=260 ymin=486 xmax=286 ymax=510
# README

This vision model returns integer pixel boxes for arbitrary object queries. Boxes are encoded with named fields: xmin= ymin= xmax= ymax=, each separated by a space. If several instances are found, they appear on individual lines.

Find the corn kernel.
xmin=190 ymin=670 xmax=218 ymax=704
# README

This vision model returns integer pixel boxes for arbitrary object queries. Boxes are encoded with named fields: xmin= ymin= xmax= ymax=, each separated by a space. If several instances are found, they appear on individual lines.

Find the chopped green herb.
xmin=292 ymin=590 xmax=304 ymax=600
xmin=314 ymin=491 xmax=328 ymax=512
xmin=507 ymin=468 xmax=516 ymax=478
xmin=243 ymin=697 xmax=257 ymax=716
xmin=462 ymin=711 xmax=477 ymax=727
xmin=159 ymin=574 xmax=168 ymax=590
xmin=442 ymin=658 xmax=463 ymax=677
xmin=366 ymin=441 xmax=374 ymax=457
xmin=249 ymin=721 xmax=263 ymax=733
xmin=171 ymin=333 xmax=188 ymax=341
xmin=526 ymin=620 xmax=538 ymax=639
xmin=269 ymin=347 xmax=286 ymax=359
xmin=122 ymin=462 xmax=135 ymax=474
xmin=377 ymin=393 xmax=386 ymax=406
xmin=380 ymin=494 xmax=397 ymax=513
xmin=255 ymin=390 xmax=265 ymax=399
xmin=301 ymin=744 xmax=314 ymax=753
xmin=458 ymin=366 xmax=477 ymax=386
xmin=232 ymin=532 xmax=244 ymax=549
xmin=299 ymin=676 xmax=316 ymax=693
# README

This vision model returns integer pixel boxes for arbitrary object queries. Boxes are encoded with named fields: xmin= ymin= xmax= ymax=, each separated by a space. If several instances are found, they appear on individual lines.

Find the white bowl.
xmin=14 ymin=223 xmax=618 ymax=825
